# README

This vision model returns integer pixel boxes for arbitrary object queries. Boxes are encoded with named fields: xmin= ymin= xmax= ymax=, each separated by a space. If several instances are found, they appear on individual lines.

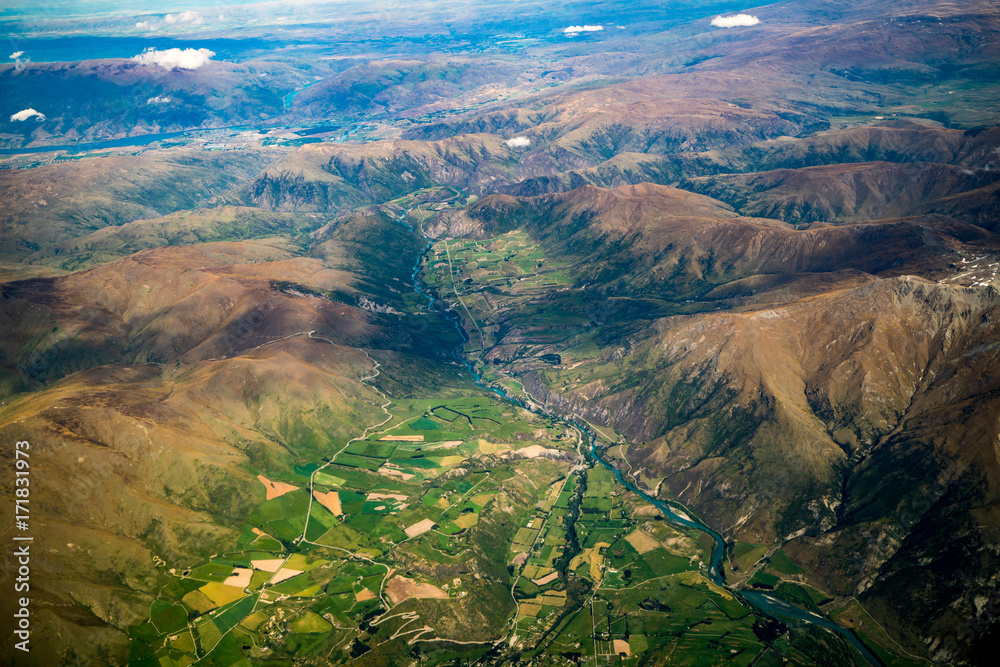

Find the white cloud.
xmin=10 ymin=108 xmax=45 ymax=122
xmin=165 ymin=10 xmax=203 ymax=26
xmin=12 ymin=51 xmax=29 ymax=73
xmin=711 ymin=14 xmax=761 ymax=28
xmin=133 ymin=47 xmax=215 ymax=70
xmin=564 ymin=25 xmax=604 ymax=35
xmin=506 ymin=136 xmax=531 ymax=148
xmin=146 ymin=95 xmax=173 ymax=104
xmin=136 ymin=21 xmax=150 ymax=29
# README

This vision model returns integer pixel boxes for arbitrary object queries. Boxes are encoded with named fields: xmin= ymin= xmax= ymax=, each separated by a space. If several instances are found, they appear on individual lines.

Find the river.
xmin=0 ymin=129 xmax=194 ymax=155
xmin=283 ymin=79 xmax=325 ymax=109
xmin=588 ymin=440 xmax=882 ymax=666
xmin=396 ymin=202 xmax=884 ymax=666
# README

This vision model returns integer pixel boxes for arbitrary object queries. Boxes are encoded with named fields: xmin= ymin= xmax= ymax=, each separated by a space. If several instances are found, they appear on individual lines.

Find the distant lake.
xmin=0 ymin=130 xmax=189 ymax=155
xmin=0 ymin=125 xmax=263 ymax=155
xmin=1 ymin=0 xmax=274 ymax=21
xmin=3 ymin=36 xmax=275 ymax=64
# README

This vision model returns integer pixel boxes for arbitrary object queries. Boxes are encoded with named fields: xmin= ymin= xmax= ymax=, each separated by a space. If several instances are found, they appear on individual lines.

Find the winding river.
xmin=283 ymin=79 xmax=325 ymax=109
xmin=588 ymin=442 xmax=882 ymax=666
xmin=396 ymin=204 xmax=883 ymax=666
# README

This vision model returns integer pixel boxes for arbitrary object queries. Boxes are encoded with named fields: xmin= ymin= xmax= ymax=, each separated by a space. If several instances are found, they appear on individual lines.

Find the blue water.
xmin=3 ymin=1 xmax=270 ymax=21
xmin=589 ymin=443 xmax=727 ymax=581
xmin=3 ymin=36 xmax=275 ymax=64
xmin=0 ymin=131 xmax=185 ymax=155
xmin=283 ymin=79 xmax=325 ymax=109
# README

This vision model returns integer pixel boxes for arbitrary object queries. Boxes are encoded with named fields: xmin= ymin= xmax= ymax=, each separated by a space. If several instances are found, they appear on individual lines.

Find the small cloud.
xmin=165 ymin=10 xmax=203 ymax=26
xmin=506 ymin=136 xmax=531 ymax=148
xmin=11 ymin=51 xmax=29 ymax=72
xmin=10 ymin=108 xmax=45 ymax=122
xmin=711 ymin=14 xmax=761 ymax=28
xmin=133 ymin=47 xmax=215 ymax=70
xmin=564 ymin=25 xmax=604 ymax=35
xmin=146 ymin=95 xmax=173 ymax=104
xmin=136 ymin=21 xmax=150 ymax=29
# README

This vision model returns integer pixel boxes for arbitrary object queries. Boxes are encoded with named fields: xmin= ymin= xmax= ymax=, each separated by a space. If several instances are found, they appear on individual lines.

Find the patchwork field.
xmin=127 ymin=384 xmax=593 ymax=665
xmin=124 ymin=347 xmax=889 ymax=667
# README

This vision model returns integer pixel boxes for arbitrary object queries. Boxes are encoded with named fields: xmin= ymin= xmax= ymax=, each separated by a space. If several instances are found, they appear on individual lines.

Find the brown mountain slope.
xmin=0 ymin=239 xmax=373 ymax=388
xmin=459 ymin=120 xmax=1000 ymax=200
xmin=519 ymin=275 xmax=1000 ymax=663
xmin=431 ymin=183 xmax=989 ymax=301
xmin=290 ymin=58 xmax=521 ymax=119
xmin=22 ymin=206 xmax=330 ymax=272
xmin=242 ymin=134 xmax=519 ymax=211
xmin=741 ymin=120 xmax=1000 ymax=172
xmin=0 ymin=148 xmax=283 ymax=261
xmin=0 ymin=339 xmax=384 ymax=665
xmin=407 ymin=76 xmax=810 ymax=170
xmin=913 ymin=180 xmax=1000 ymax=233
xmin=419 ymin=180 xmax=1000 ymax=661
xmin=679 ymin=162 xmax=1000 ymax=227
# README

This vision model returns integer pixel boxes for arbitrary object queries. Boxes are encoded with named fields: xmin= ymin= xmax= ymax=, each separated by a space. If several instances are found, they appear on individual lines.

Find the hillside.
xmin=419 ymin=179 xmax=1000 ymax=664
xmin=2 ymin=0 xmax=1000 ymax=665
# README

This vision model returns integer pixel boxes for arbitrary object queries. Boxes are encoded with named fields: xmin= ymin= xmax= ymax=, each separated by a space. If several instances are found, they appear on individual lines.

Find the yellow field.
xmin=385 ymin=575 xmax=449 ymax=604
xmin=251 ymin=558 xmax=284 ymax=572
xmin=181 ymin=589 xmax=215 ymax=614
xmin=256 ymin=475 xmax=299 ymax=500
xmin=428 ymin=455 xmax=466 ymax=467
xmin=625 ymin=528 xmax=661 ymax=554
xmin=222 ymin=567 xmax=253 ymax=588
xmin=478 ymin=438 xmax=510 ymax=454
xmin=270 ymin=568 xmax=304 ymax=584
xmin=538 ymin=594 xmax=566 ymax=607
xmin=523 ymin=590 xmax=566 ymax=608
xmin=404 ymin=518 xmax=436 ymax=538
xmin=199 ymin=582 xmax=247 ymax=606
xmin=240 ymin=612 xmax=268 ymax=631
xmin=519 ymin=603 xmax=542 ymax=617
xmin=471 ymin=492 xmax=496 ymax=506
xmin=532 ymin=571 xmax=559 ymax=586
xmin=313 ymin=489 xmax=342 ymax=516
xmin=569 ymin=542 xmax=610 ymax=582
